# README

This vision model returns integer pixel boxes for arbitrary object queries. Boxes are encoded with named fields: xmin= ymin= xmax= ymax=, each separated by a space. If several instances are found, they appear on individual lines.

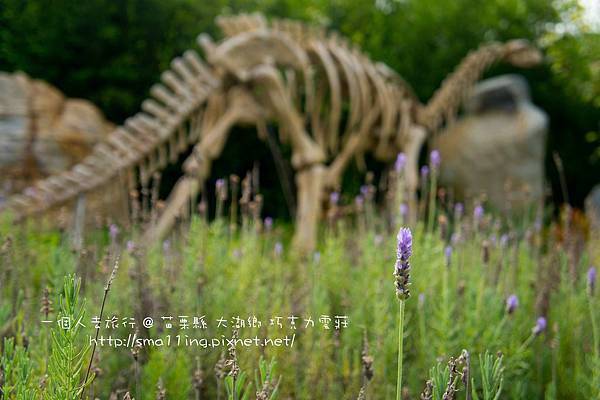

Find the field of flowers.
xmin=0 ymin=160 xmax=598 ymax=399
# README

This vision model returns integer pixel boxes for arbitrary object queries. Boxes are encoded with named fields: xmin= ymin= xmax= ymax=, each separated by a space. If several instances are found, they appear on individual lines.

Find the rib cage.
xmin=208 ymin=12 xmax=425 ymax=165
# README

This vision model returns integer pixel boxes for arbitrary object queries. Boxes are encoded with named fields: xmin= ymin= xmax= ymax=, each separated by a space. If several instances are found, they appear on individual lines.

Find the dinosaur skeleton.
xmin=1 ymin=13 xmax=542 ymax=252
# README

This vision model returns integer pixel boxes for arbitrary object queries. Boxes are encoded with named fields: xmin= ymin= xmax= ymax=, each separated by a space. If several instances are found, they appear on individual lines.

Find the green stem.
xmin=427 ymin=171 xmax=437 ymax=233
xmin=490 ymin=314 xmax=508 ymax=344
xmin=397 ymin=300 xmax=406 ymax=400
xmin=418 ymin=301 xmax=427 ymax=366
xmin=441 ymin=263 xmax=449 ymax=355
xmin=232 ymin=375 xmax=237 ymax=400
xmin=590 ymin=295 xmax=599 ymax=359
xmin=589 ymin=294 xmax=599 ymax=391
xmin=517 ymin=332 xmax=536 ymax=354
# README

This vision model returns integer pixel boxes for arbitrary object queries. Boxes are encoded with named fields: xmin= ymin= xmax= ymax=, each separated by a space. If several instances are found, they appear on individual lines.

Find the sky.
xmin=581 ymin=0 xmax=600 ymax=30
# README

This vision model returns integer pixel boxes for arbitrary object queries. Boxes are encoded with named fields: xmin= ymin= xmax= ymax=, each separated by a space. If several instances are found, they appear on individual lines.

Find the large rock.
xmin=586 ymin=185 xmax=600 ymax=233
xmin=433 ymin=74 xmax=548 ymax=210
xmin=0 ymin=71 xmax=114 ymax=195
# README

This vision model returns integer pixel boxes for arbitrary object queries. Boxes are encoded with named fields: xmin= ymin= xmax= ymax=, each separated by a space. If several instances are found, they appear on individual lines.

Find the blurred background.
xmin=0 ymin=0 xmax=598 ymax=219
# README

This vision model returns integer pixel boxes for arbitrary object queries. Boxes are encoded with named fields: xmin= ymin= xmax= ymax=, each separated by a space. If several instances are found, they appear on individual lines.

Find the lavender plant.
xmin=0 ymin=169 xmax=598 ymax=398
xmin=473 ymin=352 xmax=504 ymax=400
xmin=46 ymin=275 xmax=92 ymax=400
xmin=0 ymin=338 xmax=38 ymax=399
xmin=427 ymin=150 xmax=441 ymax=231
xmin=394 ymin=227 xmax=412 ymax=400
xmin=254 ymin=357 xmax=280 ymax=400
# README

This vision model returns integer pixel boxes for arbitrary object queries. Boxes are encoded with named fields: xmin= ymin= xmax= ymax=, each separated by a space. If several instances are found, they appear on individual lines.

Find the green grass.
xmin=0 ymin=203 xmax=598 ymax=399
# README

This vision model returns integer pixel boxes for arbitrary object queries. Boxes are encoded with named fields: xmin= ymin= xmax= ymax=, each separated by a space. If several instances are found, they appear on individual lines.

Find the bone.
xmin=308 ymin=42 xmax=342 ymax=153
xmin=161 ymin=70 xmax=194 ymax=101
xmin=2 ymin=12 xmax=537 ymax=255
xmin=142 ymin=99 xmax=172 ymax=129
xmin=183 ymin=50 xmax=215 ymax=84
xmin=150 ymin=84 xmax=183 ymax=113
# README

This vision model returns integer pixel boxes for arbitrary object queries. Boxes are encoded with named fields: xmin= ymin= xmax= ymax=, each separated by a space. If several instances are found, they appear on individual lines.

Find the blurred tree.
xmin=537 ymin=7 xmax=600 ymax=206
xmin=0 ymin=0 xmax=224 ymax=121
xmin=0 ymin=0 xmax=597 ymax=209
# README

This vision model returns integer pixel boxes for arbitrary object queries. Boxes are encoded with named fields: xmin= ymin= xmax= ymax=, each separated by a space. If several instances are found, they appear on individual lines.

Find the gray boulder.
xmin=433 ymin=74 xmax=548 ymax=210
xmin=586 ymin=185 xmax=600 ymax=233
xmin=0 ymin=71 xmax=114 ymax=195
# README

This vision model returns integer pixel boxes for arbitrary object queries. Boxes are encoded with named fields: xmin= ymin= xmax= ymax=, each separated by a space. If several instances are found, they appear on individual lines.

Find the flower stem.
xmin=517 ymin=332 xmax=535 ymax=354
xmin=397 ymin=300 xmax=406 ymax=400
xmin=427 ymin=171 xmax=437 ymax=233
xmin=589 ymin=294 xmax=599 ymax=391
xmin=589 ymin=295 xmax=599 ymax=359
xmin=491 ymin=314 xmax=508 ymax=344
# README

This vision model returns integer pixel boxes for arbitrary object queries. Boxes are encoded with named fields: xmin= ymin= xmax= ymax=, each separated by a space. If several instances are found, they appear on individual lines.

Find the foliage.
xmin=0 ymin=181 xmax=598 ymax=398
xmin=474 ymin=352 xmax=504 ymax=400
xmin=140 ymin=348 xmax=192 ymax=400
xmin=254 ymin=357 xmax=281 ymax=400
xmin=0 ymin=337 xmax=39 ymax=399
xmin=46 ymin=275 xmax=91 ymax=400
xmin=225 ymin=371 xmax=251 ymax=400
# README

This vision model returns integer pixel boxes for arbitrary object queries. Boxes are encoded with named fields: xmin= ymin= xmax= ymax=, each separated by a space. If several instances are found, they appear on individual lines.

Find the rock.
xmin=433 ymin=74 xmax=548 ymax=211
xmin=36 ymin=99 xmax=112 ymax=173
xmin=585 ymin=184 xmax=600 ymax=233
xmin=0 ymin=71 xmax=114 ymax=194
xmin=0 ymin=73 xmax=28 ymax=170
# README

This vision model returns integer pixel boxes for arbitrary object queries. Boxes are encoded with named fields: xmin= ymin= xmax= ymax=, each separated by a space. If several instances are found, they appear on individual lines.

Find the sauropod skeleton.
xmin=1 ymin=13 xmax=542 ymax=252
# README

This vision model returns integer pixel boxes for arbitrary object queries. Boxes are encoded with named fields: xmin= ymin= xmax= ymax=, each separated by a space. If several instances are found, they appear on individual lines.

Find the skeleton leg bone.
xmin=248 ymin=65 xmax=325 ymax=253
xmin=293 ymin=163 xmax=326 ymax=254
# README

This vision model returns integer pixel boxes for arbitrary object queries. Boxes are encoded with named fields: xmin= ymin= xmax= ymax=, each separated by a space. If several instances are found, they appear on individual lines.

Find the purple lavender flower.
xmin=420 ymin=165 xmax=429 ymax=180
xmin=473 ymin=205 xmax=484 ymax=221
xmin=215 ymin=178 xmax=227 ymax=200
xmin=534 ymin=217 xmax=542 ymax=233
xmin=444 ymin=245 xmax=452 ymax=266
xmin=588 ymin=266 xmax=597 ymax=295
xmin=264 ymin=217 xmax=273 ymax=231
xmin=360 ymin=185 xmax=369 ymax=196
xmin=506 ymin=294 xmax=519 ymax=314
xmin=454 ymin=203 xmax=464 ymax=219
xmin=418 ymin=293 xmax=425 ymax=307
xmin=24 ymin=187 xmax=37 ymax=197
xmin=109 ymin=224 xmax=119 ymax=241
xmin=330 ymin=191 xmax=340 ymax=205
xmin=399 ymin=203 xmax=408 ymax=215
xmin=232 ymin=248 xmax=242 ymax=259
xmin=399 ymin=203 xmax=408 ymax=220
xmin=394 ymin=227 xmax=413 ymax=300
xmin=396 ymin=228 xmax=412 ymax=261
xmin=274 ymin=242 xmax=283 ymax=257
xmin=430 ymin=150 xmax=441 ymax=169
xmin=532 ymin=317 xmax=547 ymax=335
xmin=313 ymin=251 xmax=321 ymax=264
xmin=500 ymin=234 xmax=509 ymax=248
xmin=126 ymin=240 xmax=135 ymax=254
xmin=394 ymin=153 xmax=406 ymax=173
xmin=451 ymin=232 xmax=462 ymax=245
xmin=355 ymin=195 xmax=364 ymax=207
